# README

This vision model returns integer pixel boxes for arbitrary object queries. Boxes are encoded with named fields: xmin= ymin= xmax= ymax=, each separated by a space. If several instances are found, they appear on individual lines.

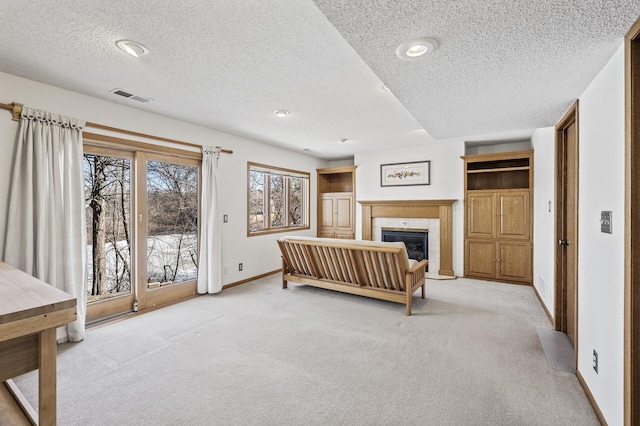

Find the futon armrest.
xmin=407 ymin=259 xmax=428 ymax=273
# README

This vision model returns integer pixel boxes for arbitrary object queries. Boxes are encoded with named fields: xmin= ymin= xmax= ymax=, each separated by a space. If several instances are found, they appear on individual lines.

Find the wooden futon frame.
xmin=277 ymin=236 xmax=428 ymax=315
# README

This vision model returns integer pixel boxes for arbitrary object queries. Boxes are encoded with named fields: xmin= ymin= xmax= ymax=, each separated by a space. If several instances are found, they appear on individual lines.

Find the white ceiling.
xmin=0 ymin=1 xmax=639 ymax=160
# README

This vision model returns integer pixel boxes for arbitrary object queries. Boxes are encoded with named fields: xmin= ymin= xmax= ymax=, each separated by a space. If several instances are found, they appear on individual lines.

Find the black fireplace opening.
xmin=381 ymin=229 xmax=428 ymax=271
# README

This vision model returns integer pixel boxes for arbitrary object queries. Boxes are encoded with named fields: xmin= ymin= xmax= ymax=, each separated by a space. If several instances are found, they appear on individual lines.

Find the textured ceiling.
xmin=314 ymin=0 xmax=640 ymax=140
xmin=0 ymin=1 xmax=639 ymax=159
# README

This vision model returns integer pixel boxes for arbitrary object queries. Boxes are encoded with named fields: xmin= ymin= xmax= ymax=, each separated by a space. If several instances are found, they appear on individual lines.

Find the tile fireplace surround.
xmin=358 ymin=200 xmax=457 ymax=276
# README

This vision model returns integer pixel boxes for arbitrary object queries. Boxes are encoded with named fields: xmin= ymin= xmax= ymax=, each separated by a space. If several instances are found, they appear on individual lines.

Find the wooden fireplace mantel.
xmin=358 ymin=199 xmax=457 ymax=276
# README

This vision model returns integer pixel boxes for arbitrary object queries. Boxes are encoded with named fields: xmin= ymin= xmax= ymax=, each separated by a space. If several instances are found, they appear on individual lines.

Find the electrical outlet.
xmin=238 ymin=263 xmax=243 ymax=271
xmin=593 ymin=349 xmax=598 ymax=374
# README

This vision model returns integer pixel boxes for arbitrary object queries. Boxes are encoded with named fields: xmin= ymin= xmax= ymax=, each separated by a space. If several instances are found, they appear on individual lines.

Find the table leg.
xmin=39 ymin=328 xmax=56 ymax=426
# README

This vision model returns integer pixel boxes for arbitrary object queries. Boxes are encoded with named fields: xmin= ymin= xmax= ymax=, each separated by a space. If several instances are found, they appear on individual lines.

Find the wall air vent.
xmin=109 ymin=88 xmax=153 ymax=103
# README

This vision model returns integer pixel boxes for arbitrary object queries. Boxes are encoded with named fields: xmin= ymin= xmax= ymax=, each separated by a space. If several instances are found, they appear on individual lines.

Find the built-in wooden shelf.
xmin=466 ymin=166 xmax=530 ymax=174
xmin=462 ymin=150 xmax=534 ymax=284
xmin=317 ymin=166 xmax=356 ymax=239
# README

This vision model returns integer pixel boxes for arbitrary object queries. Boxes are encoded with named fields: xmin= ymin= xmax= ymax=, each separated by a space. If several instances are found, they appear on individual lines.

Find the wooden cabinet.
xmin=319 ymin=193 xmax=354 ymax=238
xmin=464 ymin=239 xmax=532 ymax=282
xmin=463 ymin=151 xmax=533 ymax=284
xmin=468 ymin=191 xmax=530 ymax=240
xmin=497 ymin=240 xmax=532 ymax=282
xmin=317 ymin=166 xmax=356 ymax=239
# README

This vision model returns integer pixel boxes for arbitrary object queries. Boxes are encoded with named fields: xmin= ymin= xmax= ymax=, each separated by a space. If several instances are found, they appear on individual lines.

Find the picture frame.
xmin=380 ymin=160 xmax=431 ymax=187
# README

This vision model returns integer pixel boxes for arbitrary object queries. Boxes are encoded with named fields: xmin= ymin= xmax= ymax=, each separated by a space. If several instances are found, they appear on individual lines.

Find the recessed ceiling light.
xmin=273 ymin=109 xmax=289 ymax=118
xmin=396 ymin=37 xmax=438 ymax=60
xmin=116 ymin=40 xmax=149 ymax=58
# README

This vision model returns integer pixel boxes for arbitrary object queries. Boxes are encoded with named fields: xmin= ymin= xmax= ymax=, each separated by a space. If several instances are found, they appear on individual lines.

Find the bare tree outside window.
xmin=84 ymin=154 xmax=132 ymax=300
xmin=247 ymin=163 xmax=309 ymax=235
xmin=269 ymin=174 xmax=285 ymax=228
xmin=249 ymin=170 xmax=265 ymax=230
xmin=289 ymin=177 xmax=303 ymax=225
xmin=146 ymin=161 xmax=199 ymax=284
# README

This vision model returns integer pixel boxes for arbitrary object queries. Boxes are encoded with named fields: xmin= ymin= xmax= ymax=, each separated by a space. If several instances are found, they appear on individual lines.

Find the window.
xmin=248 ymin=162 xmax=309 ymax=235
xmin=146 ymin=160 xmax=199 ymax=284
xmin=84 ymin=152 xmax=133 ymax=300
xmin=83 ymin=135 xmax=200 ymax=323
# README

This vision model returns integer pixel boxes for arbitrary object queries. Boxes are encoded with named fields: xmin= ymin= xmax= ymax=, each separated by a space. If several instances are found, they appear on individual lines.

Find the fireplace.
xmin=359 ymin=199 xmax=456 ymax=276
xmin=382 ymin=228 xmax=429 ymax=271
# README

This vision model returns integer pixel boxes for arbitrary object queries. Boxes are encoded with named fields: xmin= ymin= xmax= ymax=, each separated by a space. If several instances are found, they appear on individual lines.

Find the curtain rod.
xmin=0 ymin=101 xmax=233 ymax=154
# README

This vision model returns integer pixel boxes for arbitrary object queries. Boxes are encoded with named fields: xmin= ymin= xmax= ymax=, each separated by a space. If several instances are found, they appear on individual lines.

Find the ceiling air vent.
xmin=130 ymin=95 xmax=151 ymax=103
xmin=109 ymin=88 xmax=153 ymax=103
xmin=110 ymin=88 xmax=133 ymax=98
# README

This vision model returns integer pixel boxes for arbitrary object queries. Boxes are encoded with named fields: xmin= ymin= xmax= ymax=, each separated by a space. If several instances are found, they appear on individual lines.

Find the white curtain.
xmin=197 ymin=146 xmax=223 ymax=294
xmin=3 ymin=107 xmax=87 ymax=342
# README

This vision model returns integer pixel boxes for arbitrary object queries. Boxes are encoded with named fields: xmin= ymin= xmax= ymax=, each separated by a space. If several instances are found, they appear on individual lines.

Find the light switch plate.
xmin=601 ymin=211 xmax=612 ymax=234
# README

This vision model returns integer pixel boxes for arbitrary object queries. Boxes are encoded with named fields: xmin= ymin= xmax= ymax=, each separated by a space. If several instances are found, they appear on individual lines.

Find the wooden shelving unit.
xmin=462 ymin=150 xmax=533 ymax=284
xmin=317 ymin=166 xmax=356 ymax=239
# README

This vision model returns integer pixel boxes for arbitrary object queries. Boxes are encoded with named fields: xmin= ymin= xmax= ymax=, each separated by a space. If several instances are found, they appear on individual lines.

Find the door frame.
xmin=554 ymin=100 xmax=579 ymax=369
xmin=83 ymin=133 xmax=201 ymax=324
xmin=625 ymin=16 xmax=640 ymax=426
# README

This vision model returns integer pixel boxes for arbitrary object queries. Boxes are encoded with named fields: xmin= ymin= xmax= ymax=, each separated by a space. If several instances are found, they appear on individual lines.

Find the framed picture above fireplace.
xmin=380 ymin=160 xmax=430 ymax=187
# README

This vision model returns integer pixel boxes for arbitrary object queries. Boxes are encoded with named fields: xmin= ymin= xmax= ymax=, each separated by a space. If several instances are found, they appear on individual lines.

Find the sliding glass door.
xmin=139 ymin=153 xmax=199 ymax=309
xmin=84 ymin=144 xmax=200 ymax=323
xmin=84 ymin=147 xmax=135 ymax=322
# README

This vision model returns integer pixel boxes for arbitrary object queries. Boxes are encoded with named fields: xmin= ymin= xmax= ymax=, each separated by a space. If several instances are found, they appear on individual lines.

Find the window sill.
xmin=247 ymin=226 xmax=310 ymax=237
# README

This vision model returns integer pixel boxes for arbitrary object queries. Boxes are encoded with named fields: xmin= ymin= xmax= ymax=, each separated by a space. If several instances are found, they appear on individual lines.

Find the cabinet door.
xmin=497 ymin=191 xmax=530 ymax=240
xmin=318 ymin=194 xmax=353 ymax=238
xmin=320 ymin=195 xmax=336 ymax=228
xmin=465 ymin=240 xmax=496 ymax=279
xmin=467 ymin=193 xmax=496 ymax=239
xmin=497 ymin=241 xmax=531 ymax=283
xmin=335 ymin=196 xmax=353 ymax=230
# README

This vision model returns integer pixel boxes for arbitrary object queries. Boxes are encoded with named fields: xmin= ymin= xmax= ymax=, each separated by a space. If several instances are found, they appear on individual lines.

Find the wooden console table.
xmin=0 ymin=262 xmax=77 ymax=426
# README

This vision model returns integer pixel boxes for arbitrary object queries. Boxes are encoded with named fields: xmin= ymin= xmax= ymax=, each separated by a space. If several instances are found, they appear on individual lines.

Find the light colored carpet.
xmin=15 ymin=276 xmax=599 ymax=425
xmin=537 ymin=326 xmax=576 ymax=374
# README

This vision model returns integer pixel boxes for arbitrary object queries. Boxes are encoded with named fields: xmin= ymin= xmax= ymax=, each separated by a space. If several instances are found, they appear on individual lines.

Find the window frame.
xmin=247 ymin=162 xmax=310 ymax=236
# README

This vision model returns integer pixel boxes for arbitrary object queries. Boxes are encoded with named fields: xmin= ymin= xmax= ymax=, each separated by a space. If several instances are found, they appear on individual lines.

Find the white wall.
xmin=465 ymin=140 xmax=532 ymax=155
xmin=531 ymin=127 xmax=556 ymax=314
xmin=328 ymin=159 xmax=354 ymax=167
xmin=354 ymin=140 xmax=465 ymax=275
xmin=0 ymin=71 xmax=328 ymax=284
xmin=576 ymin=44 xmax=625 ymax=425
